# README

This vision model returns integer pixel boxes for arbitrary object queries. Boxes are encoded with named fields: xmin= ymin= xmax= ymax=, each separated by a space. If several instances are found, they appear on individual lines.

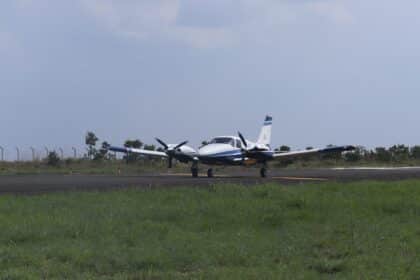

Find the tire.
xmin=207 ymin=169 xmax=214 ymax=178
xmin=260 ymin=168 xmax=267 ymax=178
xmin=191 ymin=168 xmax=198 ymax=178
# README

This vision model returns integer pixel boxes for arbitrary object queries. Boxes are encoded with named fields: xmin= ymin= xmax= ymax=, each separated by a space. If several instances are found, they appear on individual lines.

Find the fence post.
xmin=30 ymin=147 xmax=36 ymax=161
xmin=15 ymin=147 xmax=20 ymax=162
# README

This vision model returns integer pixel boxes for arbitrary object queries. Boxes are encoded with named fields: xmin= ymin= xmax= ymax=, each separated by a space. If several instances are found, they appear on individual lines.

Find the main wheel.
xmin=207 ymin=168 xmax=214 ymax=178
xmin=260 ymin=168 xmax=267 ymax=178
xmin=191 ymin=167 xmax=199 ymax=178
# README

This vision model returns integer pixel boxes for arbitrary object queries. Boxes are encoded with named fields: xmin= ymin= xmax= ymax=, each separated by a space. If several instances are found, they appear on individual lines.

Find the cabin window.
xmin=210 ymin=137 xmax=235 ymax=146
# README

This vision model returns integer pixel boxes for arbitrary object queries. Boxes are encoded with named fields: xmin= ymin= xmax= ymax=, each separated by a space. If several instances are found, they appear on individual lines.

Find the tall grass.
xmin=1 ymin=181 xmax=420 ymax=278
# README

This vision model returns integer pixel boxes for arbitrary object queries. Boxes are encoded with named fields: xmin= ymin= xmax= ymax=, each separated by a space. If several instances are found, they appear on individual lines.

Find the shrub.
xmin=47 ymin=151 xmax=60 ymax=167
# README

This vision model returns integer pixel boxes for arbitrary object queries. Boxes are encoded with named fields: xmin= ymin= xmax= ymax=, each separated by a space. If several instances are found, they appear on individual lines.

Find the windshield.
xmin=210 ymin=137 xmax=234 ymax=146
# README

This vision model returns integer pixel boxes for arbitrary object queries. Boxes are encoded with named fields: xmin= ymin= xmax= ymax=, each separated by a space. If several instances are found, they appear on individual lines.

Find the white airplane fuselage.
xmin=196 ymin=136 xmax=272 ymax=165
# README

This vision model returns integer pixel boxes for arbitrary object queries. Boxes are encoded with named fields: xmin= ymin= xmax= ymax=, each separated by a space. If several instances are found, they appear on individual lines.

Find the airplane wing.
xmin=273 ymin=145 xmax=355 ymax=159
xmin=109 ymin=146 xmax=168 ymax=158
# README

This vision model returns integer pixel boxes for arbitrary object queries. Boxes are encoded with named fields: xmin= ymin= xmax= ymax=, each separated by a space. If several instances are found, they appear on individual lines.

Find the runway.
xmin=1 ymin=167 xmax=420 ymax=195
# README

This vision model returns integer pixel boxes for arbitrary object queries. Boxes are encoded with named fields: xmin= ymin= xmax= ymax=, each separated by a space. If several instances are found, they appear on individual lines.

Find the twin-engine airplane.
xmin=109 ymin=116 xmax=355 ymax=178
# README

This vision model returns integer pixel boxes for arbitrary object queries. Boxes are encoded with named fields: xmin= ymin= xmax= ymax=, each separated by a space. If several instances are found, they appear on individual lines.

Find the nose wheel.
xmin=191 ymin=160 xmax=199 ymax=178
xmin=207 ymin=168 xmax=214 ymax=178
xmin=260 ymin=163 xmax=268 ymax=178
xmin=191 ymin=167 xmax=198 ymax=178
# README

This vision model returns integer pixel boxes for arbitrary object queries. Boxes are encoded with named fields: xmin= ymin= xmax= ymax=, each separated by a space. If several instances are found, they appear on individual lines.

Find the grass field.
xmin=1 ymin=181 xmax=420 ymax=279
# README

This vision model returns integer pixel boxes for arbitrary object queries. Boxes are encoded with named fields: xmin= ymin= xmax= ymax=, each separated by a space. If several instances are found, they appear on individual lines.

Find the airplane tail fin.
xmin=257 ymin=115 xmax=272 ymax=146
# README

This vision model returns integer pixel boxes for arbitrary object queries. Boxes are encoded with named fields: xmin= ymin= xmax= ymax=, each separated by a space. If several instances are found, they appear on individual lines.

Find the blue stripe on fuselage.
xmin=198 ymin=149 xmax=275 ymax=165
xmin=200 ymin=149 xmax=243 ymax=158
xmin=198 ymin=149 xmax=243 ymax=165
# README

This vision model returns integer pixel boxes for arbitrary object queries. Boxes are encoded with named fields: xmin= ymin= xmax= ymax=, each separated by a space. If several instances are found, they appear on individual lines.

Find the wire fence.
xmin=0 ymin=146 xmax=117 ymax=162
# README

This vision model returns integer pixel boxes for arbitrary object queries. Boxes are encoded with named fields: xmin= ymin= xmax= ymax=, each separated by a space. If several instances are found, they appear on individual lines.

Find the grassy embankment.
xmin=1 ymin=180 xmax=420 ymax=279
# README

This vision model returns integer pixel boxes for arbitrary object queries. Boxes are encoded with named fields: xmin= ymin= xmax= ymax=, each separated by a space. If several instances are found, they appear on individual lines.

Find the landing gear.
xmin=260 ymin=167 xmax=267 ymax=178
xmin=191 ymin=160 xmax=199 ymax=178
xmin=207 ymin=168 xmax=214 ymax=178
xmin=260 ymin=162 xmax=268 ymax=178
xmin=192 ymin=168 xmax=198 ymax=178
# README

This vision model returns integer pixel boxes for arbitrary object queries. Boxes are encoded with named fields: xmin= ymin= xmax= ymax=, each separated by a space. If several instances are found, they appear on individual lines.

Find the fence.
xmin=0 ymin=146 xmax=83 ymax=162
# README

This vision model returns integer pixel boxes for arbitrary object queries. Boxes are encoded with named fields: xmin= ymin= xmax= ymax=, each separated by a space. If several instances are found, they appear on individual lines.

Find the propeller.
xmin=155 ymin=138 xmax=188 ymax=168
xmin=238 ymin=132 xmax=267 ymax=153
xmin=238 ymin=132 xmax=248 ymax=149
xmin=238 ymin=132 xmax=254 ymax=156
xmin=155 ymin=138 xmax=168 ymax=150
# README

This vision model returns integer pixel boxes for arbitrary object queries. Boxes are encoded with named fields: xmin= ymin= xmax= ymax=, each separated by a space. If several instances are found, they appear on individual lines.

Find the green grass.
xmin=2 ymin=181 xmax=420 ymax=279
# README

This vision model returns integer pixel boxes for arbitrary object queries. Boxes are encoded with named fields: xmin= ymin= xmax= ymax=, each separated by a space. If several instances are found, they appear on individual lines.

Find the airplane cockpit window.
xmin=210 ymin=137 xmax=235 ymax=146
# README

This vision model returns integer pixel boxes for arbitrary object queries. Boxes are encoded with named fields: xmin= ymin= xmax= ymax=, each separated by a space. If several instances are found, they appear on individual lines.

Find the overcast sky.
xmin=1 ymin=0 xmax=420 ymax=159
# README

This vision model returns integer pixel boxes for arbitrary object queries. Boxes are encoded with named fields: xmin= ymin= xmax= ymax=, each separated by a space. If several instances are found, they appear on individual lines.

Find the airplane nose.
xmin=198 ymin=146 xmax=212 ymax=156
xmin=198 ymin=144 xmax=234 ymax=158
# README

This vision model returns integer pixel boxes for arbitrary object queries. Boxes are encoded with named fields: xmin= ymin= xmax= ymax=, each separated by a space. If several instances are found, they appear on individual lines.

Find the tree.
xmin=85 ymin=131 xmax=99 ymax=159
xmin=46 ymin=151 xmax=60 ymax=166
xmin=124 ymin=139 xmax=143 ymax=149
xmin=375 ymin=147 xmax=391 ymax=162
xmin=389 ymin=144 xmax=409 ymax=162
xmin=94 ymin=141 xmax=110 ymax=161
xmin=279 ymin=145 xmax=291 ymax=152
xmin=411 ymin=146 xmax=420 ymax=160
xmin=143 ymin=144 xmax=156 ymax=151
xmin=344 ymin=146 xmax=367 ymax=162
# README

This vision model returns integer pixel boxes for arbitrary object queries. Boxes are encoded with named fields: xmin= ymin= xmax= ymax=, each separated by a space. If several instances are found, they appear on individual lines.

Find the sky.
xmin=1 ymin=0 xmax=420 ymax=159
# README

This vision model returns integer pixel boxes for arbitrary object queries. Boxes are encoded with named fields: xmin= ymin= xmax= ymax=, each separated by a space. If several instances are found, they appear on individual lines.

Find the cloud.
xmin=82 ymin=0 xmax=236 ymax=48
xmin=82 ymin=0 xmax=179 ymax=38
xmin=81 ymin=0 xmax=175 ymax=41
xmin=81 ymin=0 xmax=354 ymax=48
xmin=306 ymin=1 xmax=354 ymax=24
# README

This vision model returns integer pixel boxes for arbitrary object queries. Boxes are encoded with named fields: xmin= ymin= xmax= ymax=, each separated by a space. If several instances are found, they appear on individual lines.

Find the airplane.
xmin=109 ymin=116 xmax=355 ymax=178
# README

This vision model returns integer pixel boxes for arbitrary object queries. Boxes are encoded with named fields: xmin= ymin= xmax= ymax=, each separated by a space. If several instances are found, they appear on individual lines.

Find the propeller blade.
xmin=155 ymin=138 xmax=169 ymax=150
xmin=238 ymin=132 xmax=248 ymax=148
xmin=174 ymin=141 xmax=188 ymax=150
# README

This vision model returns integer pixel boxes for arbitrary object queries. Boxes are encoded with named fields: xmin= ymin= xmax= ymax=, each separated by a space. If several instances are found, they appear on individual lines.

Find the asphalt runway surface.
xmin=1 ymin=167 xmax=420 ymax=195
